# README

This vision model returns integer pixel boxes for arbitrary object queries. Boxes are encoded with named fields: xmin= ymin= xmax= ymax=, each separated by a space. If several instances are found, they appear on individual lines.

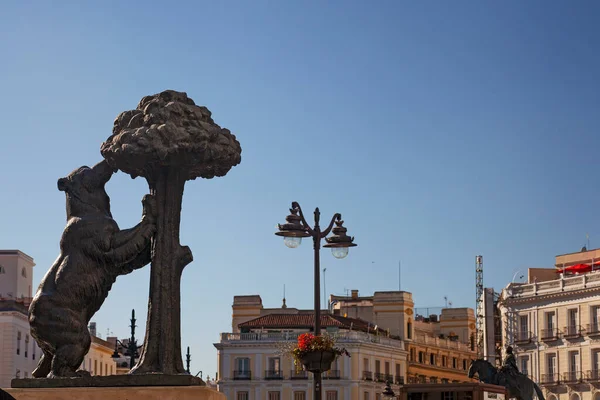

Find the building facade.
xmin=215 ymin=294 xmax=408 ymax=400
xmin=499 ymin=247 xmax=600 ymax=400
xmin=0 ymin=250 xmax=38 ymax=387
xmin=0 ymin=250 xmax=117 ymax=387
xmin=331 ymin=290 xmax=478 ymax=385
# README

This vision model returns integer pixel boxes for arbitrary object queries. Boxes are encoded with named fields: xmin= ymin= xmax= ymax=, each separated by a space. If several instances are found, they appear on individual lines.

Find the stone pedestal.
xmin=4 ymin=386 xmax=225 ymax=400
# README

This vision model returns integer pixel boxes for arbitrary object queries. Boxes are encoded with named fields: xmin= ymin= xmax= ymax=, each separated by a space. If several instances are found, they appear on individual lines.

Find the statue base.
xmin=3 ymin=386 xmax=224 ymax=400
xmin=11 ymin=374 xmax=204 ymax=388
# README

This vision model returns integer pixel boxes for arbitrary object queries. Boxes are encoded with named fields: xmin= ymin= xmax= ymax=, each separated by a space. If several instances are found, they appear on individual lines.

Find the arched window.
xmin=0 ymin=264 xmax=5 ymax=274
xmin=21 ymin=267 xmax=27 ymax=277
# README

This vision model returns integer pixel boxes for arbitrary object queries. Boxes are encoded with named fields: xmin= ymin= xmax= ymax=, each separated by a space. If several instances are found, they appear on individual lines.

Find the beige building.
xmin=215 ymin=294 xmax=408 ymax=400
xmin=0 ymin=250 xmax=38 ymax=387
xmin=331 ymin=290 xmax=477 ymax=384
xmin=0 ymin=249 xmax=117 ymax=387
xmin=499 ymin=247 xmax=600 ymax=400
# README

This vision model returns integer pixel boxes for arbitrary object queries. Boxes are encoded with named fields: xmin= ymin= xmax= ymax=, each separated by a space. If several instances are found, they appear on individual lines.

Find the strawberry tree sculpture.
xmin=101 ymin=90 xmax=242 ymax=374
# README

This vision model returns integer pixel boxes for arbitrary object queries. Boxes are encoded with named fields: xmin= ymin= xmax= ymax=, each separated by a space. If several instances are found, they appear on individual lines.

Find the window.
xmin=418 ymin=352 xmax=424 ymax=363
xmin=592 ymin=306 xmax=600 ymax=332
xmin=547 ymin=354 xmax=557 ymax=376
xmin=25 ymin=335 xmax=29 ymax=358
xmin=21 ymin=267 xmax=27 ymax=277
xmin=519 ymin=315 xmax=528 ymax=339
xmin=375 ymin=360 xmax=381 ymax=373
xmin=520 ymin=355 xmax=529 ymax=376
xmin=569 ymin=351 xmax=580 ymax=373
xmin=32 ymin=343 xmax=36 ymax=360
xmin=15 ymin=370 xmax=20 ymax=379
xmin=463 ymin=359 xmax=467 ymax=370
xmin=396 ymin=363 xmax=401 ymax=378
xmin=442 ymin=355 xmax=447 ymax=367
xmin=235 ymin=357 xmax=250 ymax=378
xmin=568 ymin=309 xmax=579 ymax=335
xmin=17 ymin=331 xmax=21 ymax=355
xmin=430 ymin=377 xmax=438 ymax=383
xmin=385 ymin=361 xmax=390 ymax=375
xmin=268 ymin=357 xmax=281 ymax=372
xmin=430 ymin=353 xmax=436 ymax=365
xmin=363 ymin=357 xmax=369 ymax=371
xmin=237 ymin=392 xmax=249 ymax=400
xmin=94 ymin=360 xmax=97 ymax=375
xmin=268 ymin=392 xmax=280 ymax=400
xmin=326 ymin=391 xmax=338 ymax=400
xmin=452 ymin=357 xmax=457 ymax=368
xmin=376 ymin=393 xmax=382 ymax=400
xmin=442 ymin=392 xmax=455 ymax=400
xmin=0 ymin=265 xmax=5 ymax=273
xmin=407 ymin=322 xmax=412 ymax=339
xmin=546 ymin=311 xmax=556 ymax=331
xmin=294 ymin=392 xmax=306 ymax=400
xmin=410 ymin=348 xmax=416 ymax=361
xmin=364 ymin=393 xmax=370 ymax=400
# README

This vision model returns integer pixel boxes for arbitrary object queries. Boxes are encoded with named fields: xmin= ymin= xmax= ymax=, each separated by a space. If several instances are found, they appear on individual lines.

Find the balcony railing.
xmin=265 ymin=370 xmax=283 ymax=380
xmin=374 ymin=372 xmax=387 ymax=382
xmin=588 ymin=323 xmax=600 ymax=336
xmin=323 ymin=370 xmax=340 ymax=379
xmin=506 ymin=272 xmax=600 ymax=299
xmin=363 ymin=371 xmax=373 ymax=381
xmin=563 ymin=325 xmax=582 ymax=339
xmin=541 ymin=328 xmax=561 ymax=341
xmin=290 ymin=370 xmax=308 ymax=380
xmin=396 ymin=376 xmax=405 ymax=385
xmin=220 ymin=330 xmax=403 ymax=347
xmin=585 ymin=370 xmax=600 ymax=381
xmin=514 ymin=331 xmax=532 ymax=344
xmin=563 ymin=371 xmax=582 ymax=383
xmin=541 ymin=374 xmax=560 ymax=385
xmin=233 ymin=370 xmax=251 ymax=380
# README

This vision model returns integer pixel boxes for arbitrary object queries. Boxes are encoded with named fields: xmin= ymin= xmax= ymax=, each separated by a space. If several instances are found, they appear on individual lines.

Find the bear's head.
xmin=57 ymin=160 xmax=117 ymax=218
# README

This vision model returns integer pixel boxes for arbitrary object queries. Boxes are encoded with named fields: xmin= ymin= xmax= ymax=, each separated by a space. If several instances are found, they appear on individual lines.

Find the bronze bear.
xmin=29 ymin=160 xmax=156 ymax=378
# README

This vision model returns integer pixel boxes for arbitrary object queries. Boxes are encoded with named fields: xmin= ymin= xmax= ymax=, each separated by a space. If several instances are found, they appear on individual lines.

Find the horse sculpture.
xmin=468 ymin=359 xmax=545 ymax=400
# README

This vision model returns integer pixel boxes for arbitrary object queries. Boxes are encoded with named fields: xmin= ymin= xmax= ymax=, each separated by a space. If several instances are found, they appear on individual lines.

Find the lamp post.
xmin=186 ymin=346 xmax=191 ymax=374
xmin=111 ymin=309 xmax=142 ymax=370
xmin=382 ymin=380 xmax=396 ymax=399
xmin=276 ymin=201 xmax=357 ymax=400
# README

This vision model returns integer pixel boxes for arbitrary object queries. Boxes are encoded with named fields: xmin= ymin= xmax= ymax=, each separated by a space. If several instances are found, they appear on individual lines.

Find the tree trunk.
xmin=131 ymin=167 xmax=192 ymax=375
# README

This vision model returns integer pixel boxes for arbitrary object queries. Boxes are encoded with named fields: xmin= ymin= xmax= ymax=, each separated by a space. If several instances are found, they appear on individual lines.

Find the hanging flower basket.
xmin=300 ymin=349 xmax=337 ymax=373
xmin=283 ymin=333 xmax=350 ymax=374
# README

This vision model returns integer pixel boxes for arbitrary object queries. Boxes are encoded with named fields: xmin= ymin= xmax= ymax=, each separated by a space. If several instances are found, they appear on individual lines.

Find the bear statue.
xmin=28 ymin=160 xmax=157 ymax=378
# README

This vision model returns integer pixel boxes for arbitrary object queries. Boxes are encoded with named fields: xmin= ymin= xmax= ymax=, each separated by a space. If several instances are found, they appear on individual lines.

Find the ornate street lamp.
xmin=382 ymin=380 xmax=396 ymax=400
xmin=276 ymin=201 xmax=357 ymax=400
xmin=111 ymin=309 xmax=143 ymax=370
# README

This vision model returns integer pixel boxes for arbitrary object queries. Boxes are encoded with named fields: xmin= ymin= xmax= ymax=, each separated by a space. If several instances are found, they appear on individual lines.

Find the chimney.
xmin=89 ymin=322 xmax=97 ymax=337
xmin=351 ymin=290 xmax=359 ymax=299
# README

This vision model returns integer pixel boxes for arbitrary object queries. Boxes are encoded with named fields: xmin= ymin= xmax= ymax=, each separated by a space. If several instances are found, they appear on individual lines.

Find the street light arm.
xmin=292 ymin=201 xmax=315 ymax=236
xmin=320 ymin=213 xmax=342 ymax=238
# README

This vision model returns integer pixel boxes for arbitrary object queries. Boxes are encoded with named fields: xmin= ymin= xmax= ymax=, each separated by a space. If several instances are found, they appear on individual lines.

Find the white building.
xmin=0 ymin=250 xmax=39 ymax=387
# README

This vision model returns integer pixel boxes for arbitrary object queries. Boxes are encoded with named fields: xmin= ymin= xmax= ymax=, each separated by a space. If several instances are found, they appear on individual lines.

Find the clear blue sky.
xmin=1 ymin=0 xmax=599 ymax=378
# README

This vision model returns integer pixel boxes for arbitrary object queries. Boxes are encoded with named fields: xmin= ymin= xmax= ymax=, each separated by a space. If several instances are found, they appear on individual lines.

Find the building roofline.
xmin=0 ymin=250 xmax=35 ymax=264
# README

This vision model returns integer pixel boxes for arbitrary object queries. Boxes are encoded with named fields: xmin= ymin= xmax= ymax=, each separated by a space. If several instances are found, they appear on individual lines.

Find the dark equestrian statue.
xmin=468 ymin=349 xmax=545 ymax=400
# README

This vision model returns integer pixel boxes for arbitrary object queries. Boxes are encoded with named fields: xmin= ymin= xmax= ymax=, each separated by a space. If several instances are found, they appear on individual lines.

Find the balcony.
xmin=219 ymin=330 xmax=403 ymax=347
xmin=514 ymin=331 xmax=533 ymax=345
xmin=323 ymin=370 xmax=340 ymax=379
xmin=585 ymin=370 xmax=600 ymax=382
xmin=563 ymin=325 xmax=582 ymax=339
xmin=363 ymin=371 xmax=373 ymax=381
xmin=588 ymin=323 xmax=600 ymax=336
xmin=541 ymin=374 xmax=560 ymax=385
xmin=396 ymin=376 xmax=405 ymax=385
xmin=541 ymin=328 xmax=561 ymax=341
xmin=562 ymin=371 xmax=582 ymax=383
xmin=290 ymin=370 xmax=308 ymax=380
xmin=264 ymin=370 xmax=283 ymax=380
xmin=233 ymin=370 xmax=251 ymax=380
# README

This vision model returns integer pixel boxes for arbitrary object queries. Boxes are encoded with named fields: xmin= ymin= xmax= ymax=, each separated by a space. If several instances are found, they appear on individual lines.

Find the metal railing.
xmin=396 ymin=376 xmax=405 ymax=385
xmin=585 ymin=370 xmax=600 ymax=381
xmin=323 ymin=370 xmax=340 ymax=379
xmin=540 ymin=328 xmax=561 ymax=341
xmin=514 ymin=331 xmax=532 ymax=343
xmin=540 ymin=374 xmax=560 ymax=385
xmin=563 ymin=325 xmax=582 ymax=338
xmin=362 ymin=371 xmax=372 ymax=380
xmin=290 ymin=370 xmax=308 ymax=379
xmin=562 ymin=371 xmax=581 ymax=383
xmin=233 ymin=370 xmax=251 ymax=380
xmin=588 ymin=323 xmax=600 ymax=335
xmin=264 ymin=369 xmax=283 ymax=380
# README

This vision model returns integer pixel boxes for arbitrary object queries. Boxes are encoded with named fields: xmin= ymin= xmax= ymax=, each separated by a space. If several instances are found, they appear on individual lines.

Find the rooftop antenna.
xmin=323 ymin=267 xmax=327 ymax=309
xmin=444 ymin=296 xmax=448 ymax=308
